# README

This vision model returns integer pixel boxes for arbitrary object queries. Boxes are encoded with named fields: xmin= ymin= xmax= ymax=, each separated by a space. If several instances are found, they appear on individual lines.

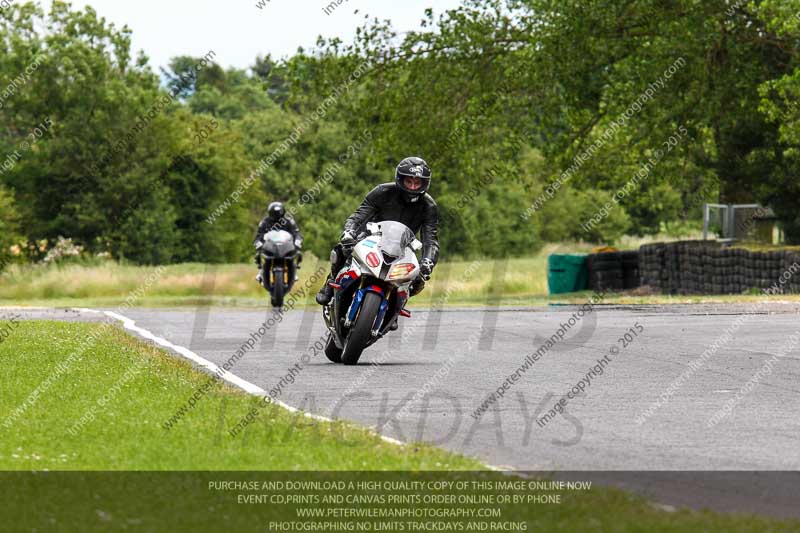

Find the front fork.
xmin=262 ymin=259 xmax=278 ymax=287
xmin=345 ymin=283 xmax=395 ymax=337
xmin=261 ymin=258 xmax=295 ymax=289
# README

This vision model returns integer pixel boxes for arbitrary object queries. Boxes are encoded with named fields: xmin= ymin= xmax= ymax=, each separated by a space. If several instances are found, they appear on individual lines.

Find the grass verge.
xmin=0 ymin=319 xmax=796 ymax=531
xmin=0 ymin=320 xmax=480 ymax=470
xmin=4 ymin=244 xmax=800 ymax=308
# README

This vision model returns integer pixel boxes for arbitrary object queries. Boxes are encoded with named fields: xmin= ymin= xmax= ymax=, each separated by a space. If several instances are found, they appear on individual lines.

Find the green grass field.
xmin=0 ymin=320 xmax=479 ymax=470
xmin=4 ymin=239 xmax=800 ymax=308
xmin=1 ymin=319 xmax=797 ymax=531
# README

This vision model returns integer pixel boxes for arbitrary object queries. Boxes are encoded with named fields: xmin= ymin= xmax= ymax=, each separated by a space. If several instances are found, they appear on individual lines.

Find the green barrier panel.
xmin=548 ymin=254 xmax=588 ymax=294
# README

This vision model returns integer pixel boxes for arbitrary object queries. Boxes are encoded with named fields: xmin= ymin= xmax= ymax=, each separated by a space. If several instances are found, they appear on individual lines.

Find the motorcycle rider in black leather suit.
xmin=254 ymin=201 xmax=303 ymax=283
xmin=315 ymin=157 xmax=439 ymax=306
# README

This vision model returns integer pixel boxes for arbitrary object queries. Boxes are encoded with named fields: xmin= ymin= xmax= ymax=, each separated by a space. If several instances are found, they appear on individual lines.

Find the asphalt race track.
xmin=12 ymin=303 xmax=800 ymax=518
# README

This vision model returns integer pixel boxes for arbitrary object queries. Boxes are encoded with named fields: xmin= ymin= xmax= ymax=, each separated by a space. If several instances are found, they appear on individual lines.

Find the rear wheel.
xmin=324 ymin=333 xmax=343 ymax=363
xmin=341 ymin=291 xmax=382 ymax=366
xmin=271 ymin=268 xmax=285 ymax=308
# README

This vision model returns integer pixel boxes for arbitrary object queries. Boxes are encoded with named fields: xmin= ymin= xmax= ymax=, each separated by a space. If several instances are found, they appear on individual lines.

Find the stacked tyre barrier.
xmin=586 ymin=251 xmax=640 ymax=292
xmin=639 ymin=243 xmax=665 ymax=289
xmin=621 ymin=251 xmax=640 ymax=289
xmin=639 ymin=241 xmax=800 ymax=295
xmin=639 ymin=240 xmax=720 ymax=294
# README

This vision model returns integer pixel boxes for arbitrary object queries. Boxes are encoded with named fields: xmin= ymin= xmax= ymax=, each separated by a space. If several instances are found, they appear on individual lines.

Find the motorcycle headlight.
xmin=388 ymin=263 xmax=416 ymax=280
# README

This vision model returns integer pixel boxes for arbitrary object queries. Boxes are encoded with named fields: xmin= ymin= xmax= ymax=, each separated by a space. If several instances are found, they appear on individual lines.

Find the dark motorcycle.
xmin=322 ymin=221 xmax=423 ymax=365
xmin=258 ymin=229 xmax=298 ymax=308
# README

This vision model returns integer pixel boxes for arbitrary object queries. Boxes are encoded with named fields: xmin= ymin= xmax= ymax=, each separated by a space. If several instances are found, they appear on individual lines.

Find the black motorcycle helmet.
xmin=395 ymin=157 xmax=431 ymax=203
xmin=268 ymin=201 xmax=285 ymax=219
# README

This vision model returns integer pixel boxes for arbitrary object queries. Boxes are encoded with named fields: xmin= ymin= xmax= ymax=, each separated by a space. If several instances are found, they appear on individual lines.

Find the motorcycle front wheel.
xmin=341 ymin=291 xmax=382 ymax=365
xmin=271 ymin=267 xmax=285 ymax=308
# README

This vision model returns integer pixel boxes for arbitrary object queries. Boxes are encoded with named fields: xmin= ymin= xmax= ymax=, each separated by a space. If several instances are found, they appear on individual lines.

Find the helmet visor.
xmin=403 ymin=176 xmax=424 ymax=191
xmin=397 ymin=174 xmax=430 ymax=195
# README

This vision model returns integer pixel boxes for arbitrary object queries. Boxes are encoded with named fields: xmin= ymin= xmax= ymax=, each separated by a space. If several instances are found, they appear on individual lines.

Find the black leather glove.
xmin=420 ymin=258 xmax=434 ymax=280
xmin=340 ymin=230 xmax=356 ymax=248
xmin=410 ymin=277 xmax=425 ymax=297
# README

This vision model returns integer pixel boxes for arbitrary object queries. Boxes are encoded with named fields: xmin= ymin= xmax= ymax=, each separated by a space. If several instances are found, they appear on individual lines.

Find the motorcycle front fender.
xmin=347 ymin=284 xmax=387 ymax=323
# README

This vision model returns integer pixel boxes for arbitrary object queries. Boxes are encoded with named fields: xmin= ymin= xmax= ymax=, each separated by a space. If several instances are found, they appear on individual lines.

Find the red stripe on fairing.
xmin=368 ymin=284 xmax=384 ymax=294
xmin=336 ymin=270 xmax=358 ymax=283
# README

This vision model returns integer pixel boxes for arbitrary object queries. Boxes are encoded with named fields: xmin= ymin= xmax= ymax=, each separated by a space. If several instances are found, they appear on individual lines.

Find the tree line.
xmin=2 ymin=0 xmax=799 ymax=270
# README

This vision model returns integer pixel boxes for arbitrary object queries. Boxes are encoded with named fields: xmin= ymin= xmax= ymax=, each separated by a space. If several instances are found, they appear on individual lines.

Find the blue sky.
xmin=39 ymin=0 xmax=464 ymax=70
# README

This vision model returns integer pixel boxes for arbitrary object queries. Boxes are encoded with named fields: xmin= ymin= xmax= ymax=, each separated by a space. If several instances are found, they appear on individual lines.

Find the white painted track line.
xmin=81 ymin=309 xmax=423 ymax=444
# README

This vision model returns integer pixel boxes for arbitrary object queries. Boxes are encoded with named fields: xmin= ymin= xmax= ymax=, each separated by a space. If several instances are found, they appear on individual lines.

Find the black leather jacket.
xmin=343 ymin=183 xmax=440 ymax=264
xmin=254 ymin=215 xmax=303 ymax=247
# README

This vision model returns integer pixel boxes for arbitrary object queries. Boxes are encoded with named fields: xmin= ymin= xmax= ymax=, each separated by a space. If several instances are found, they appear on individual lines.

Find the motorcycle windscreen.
xmin=264 ymin=230 xmax=295 ymax=256
xmin=378 ymin=221 xmax=414 ymax=260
